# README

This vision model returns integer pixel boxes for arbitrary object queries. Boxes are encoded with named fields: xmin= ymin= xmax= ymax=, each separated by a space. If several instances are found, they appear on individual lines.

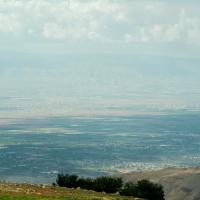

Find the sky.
xmin=0 ymin=0 xmax=200 ymax=119
xmin=0 ymin=0 xmax=200 ymax=54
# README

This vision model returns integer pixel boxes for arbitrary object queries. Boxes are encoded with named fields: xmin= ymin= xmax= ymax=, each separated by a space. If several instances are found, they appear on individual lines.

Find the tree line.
xmin=54 ymin=173 xmax=165 ymax=200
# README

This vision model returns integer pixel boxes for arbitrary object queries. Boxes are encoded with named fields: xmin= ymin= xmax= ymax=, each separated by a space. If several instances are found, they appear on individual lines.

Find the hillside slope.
xmin=0 ymin=182 xmax=140 ymax=200
xmin=122 ymin=167 xmax=200 ymax=200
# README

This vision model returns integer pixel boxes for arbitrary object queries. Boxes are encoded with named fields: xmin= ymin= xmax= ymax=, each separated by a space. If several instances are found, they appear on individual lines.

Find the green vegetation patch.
xmin=0 ymin=194 xmax=133 ymax=200
xmin=56 ymin=173 xmax=165 ymax=200
xmin=0 ymin=196 xmax=70 ymax=200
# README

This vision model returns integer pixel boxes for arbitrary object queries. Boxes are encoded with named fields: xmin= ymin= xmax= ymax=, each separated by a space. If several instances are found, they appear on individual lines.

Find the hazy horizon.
xmin=1 ymin=0 xmax=200 ymax=120
xmin=0 ymin=52 xmax=200 ymax=121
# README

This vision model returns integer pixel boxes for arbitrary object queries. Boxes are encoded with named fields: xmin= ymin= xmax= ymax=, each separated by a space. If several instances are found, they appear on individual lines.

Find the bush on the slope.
xmin=120 ymin=179 xmax=165 ymax=200
xmin=56 ymin=174 xmax=165 ymax=199
xmin=56 ymin=174 xmax=122 ymax=193
xmin=93 ymin=176 xmax=123 ymax=193
xmin=77 ymin=178 xmax=94 ymax=190
xmin=56 ymin=174 xmax=78 ymax=188
xmin=119 ymin=182 xmax=136 ymax=196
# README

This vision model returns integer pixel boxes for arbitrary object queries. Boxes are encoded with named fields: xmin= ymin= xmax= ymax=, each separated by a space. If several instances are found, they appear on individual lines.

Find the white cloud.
xmin=42 ymin=23 xmax=66 ymax=39
xmin=0 ymin=0 xmax=200 ymax=44
xmin=0 ymin=13 xmax=21 ymax=34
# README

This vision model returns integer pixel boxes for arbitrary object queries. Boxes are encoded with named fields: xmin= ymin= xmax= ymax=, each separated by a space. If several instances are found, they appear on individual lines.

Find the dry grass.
xmin=0 ymin=183 xmax=140 ymax=200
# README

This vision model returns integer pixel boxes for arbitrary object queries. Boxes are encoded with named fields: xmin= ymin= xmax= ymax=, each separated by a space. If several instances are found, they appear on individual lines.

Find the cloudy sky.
xmin=0 ymin=0 xmax=200 ymax=118
xmin=0 ymin=0 xmax=200 ymax=54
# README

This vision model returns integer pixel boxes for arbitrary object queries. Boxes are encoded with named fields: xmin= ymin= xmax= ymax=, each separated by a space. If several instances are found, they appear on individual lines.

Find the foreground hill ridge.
xmin=122 ymin=167 xmax=200 ymax=200
xmin=1 ymin=167 xmax=200 ymax=200
xmin=0 ymin=182 xmax=141 ymax=200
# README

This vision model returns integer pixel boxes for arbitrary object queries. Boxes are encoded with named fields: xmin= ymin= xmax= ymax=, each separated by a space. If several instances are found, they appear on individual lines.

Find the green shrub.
xmin=77 ymin=178 xmax=94 ymax=190
xmin=56 ymin=174 xmax=122 ymax=194
xmin=93 ymin=176 xmax=123 ymax=193
xmin=136 ymin=179 xmax=165 ymax=200
xmin=56 ymin=174 xmax=66 ymax=187
xmin=119 ymin=182 xmax=136 ymax=196
xmin=55 ymin=174 xmax=165 ymax=199
xmin=56 ymin=174 xmax=78 ymax=188
xmin=120 ymin=179 xmax=165 ymax=200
